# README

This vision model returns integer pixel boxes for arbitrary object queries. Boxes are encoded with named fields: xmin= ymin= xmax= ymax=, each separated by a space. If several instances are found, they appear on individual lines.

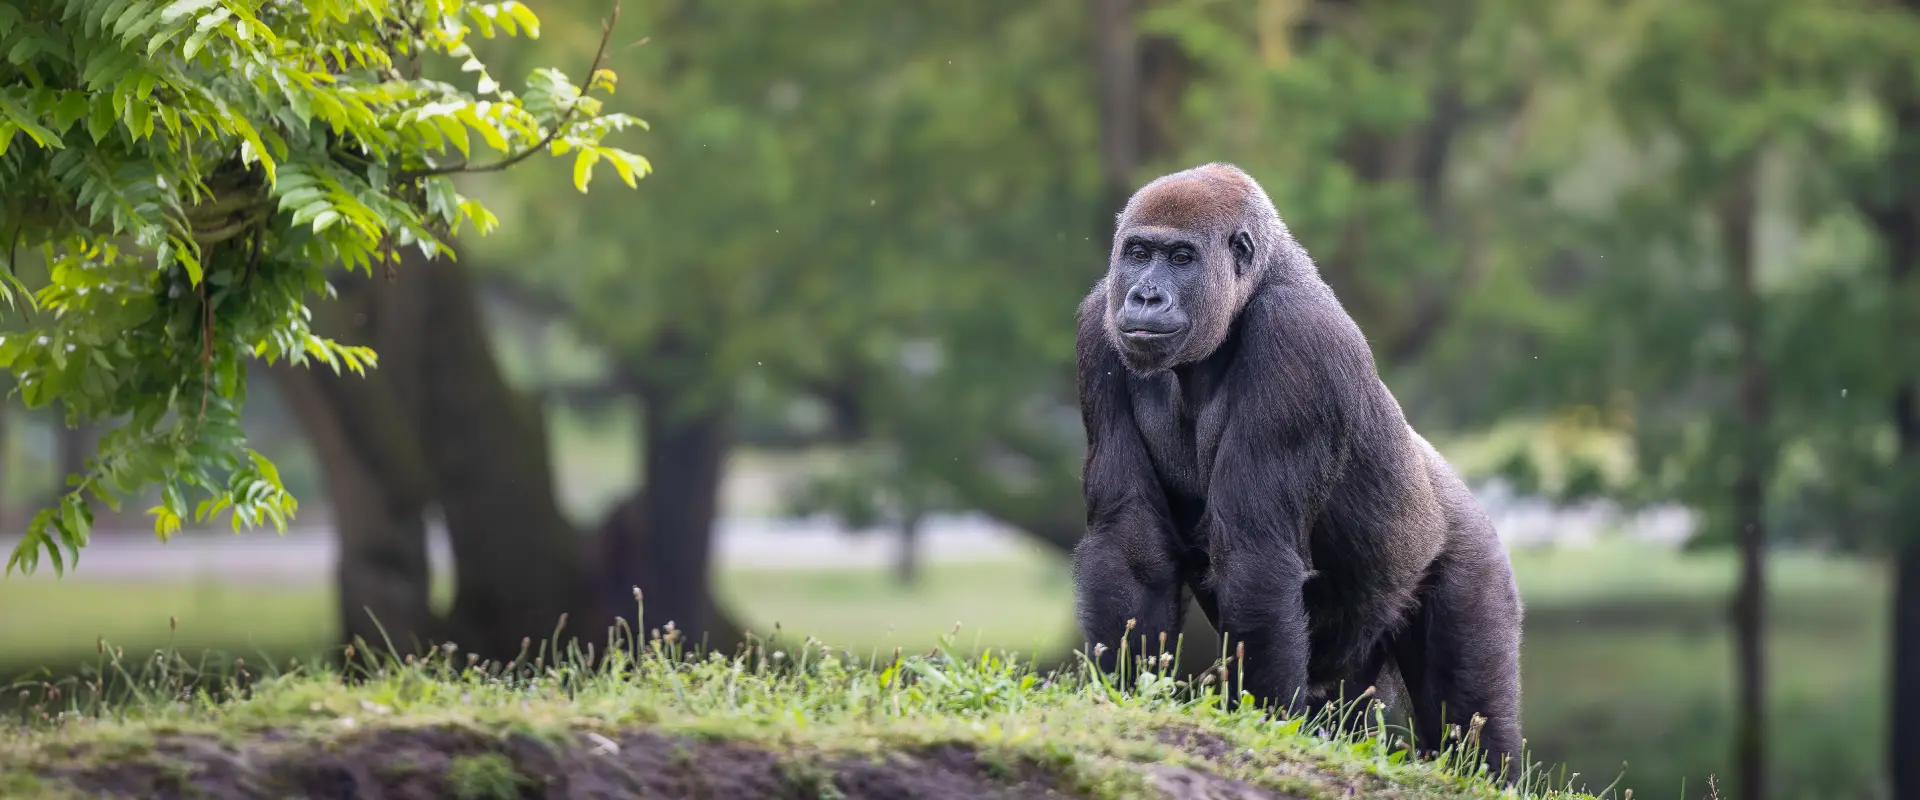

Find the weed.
xmin=774 ymin=753 xmax=845 ymax=800
xmin=445 ymin=753 xmax=526 ymax=800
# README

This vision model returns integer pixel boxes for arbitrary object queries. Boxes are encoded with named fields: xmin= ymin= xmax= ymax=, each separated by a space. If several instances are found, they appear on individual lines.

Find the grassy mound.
xmin=1 ymin=622 xmax=1603 ymax=800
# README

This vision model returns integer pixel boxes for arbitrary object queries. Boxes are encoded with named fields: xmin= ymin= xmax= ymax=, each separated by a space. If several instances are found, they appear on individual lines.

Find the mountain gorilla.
xmin=1072 ymin=163 xmax=1523 ymax=778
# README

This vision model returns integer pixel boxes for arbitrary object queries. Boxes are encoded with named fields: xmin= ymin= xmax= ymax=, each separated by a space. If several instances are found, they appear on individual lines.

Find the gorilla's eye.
xmin=1170 ymin=249 xmax=1193 ymax=265
xmin=1129 ymin=246 xmax=1151 ymax=262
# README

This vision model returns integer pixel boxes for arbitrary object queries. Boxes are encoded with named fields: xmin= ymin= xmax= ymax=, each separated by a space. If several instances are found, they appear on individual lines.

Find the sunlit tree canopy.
xmin=0 ymin=0 xmax=647 ymax=574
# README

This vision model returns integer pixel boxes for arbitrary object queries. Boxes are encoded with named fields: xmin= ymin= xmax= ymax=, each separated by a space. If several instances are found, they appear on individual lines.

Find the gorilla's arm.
xmin=1071 ymin=294 xmax=1184 ymax=674
xmin=1202 ymin=291 xmax=1354 ymax=714
xmin=1202 ymin=418 xmax=1342 ymax=714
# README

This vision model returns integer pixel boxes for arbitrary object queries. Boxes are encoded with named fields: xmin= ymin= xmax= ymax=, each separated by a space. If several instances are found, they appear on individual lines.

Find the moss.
xmin=0 ymin=771 xmax=75 ymax=800
xmin=445 ymin=753 xmax=527 ymax=800
xmin=774 ymin=753 xmax=845 ymax=799
xmin=377 ymin=752 xmax=423 ymax=779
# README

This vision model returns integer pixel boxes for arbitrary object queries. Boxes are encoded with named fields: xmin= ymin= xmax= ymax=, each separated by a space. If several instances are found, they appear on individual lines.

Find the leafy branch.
xmin=399 ymin=2 xmax=626 ymax=181
xmin=0 ymin=0 xmax=652 ymax=576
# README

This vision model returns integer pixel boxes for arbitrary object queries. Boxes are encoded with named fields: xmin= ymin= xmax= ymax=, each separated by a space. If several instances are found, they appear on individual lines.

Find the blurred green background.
xmin=5 ymin=2 xmax=1919 ymax=799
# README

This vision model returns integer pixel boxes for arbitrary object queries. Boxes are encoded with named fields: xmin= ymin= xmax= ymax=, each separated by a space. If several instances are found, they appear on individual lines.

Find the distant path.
xmin=0 ymin=489 xmax=1693 ymax=583
xmin=0 ymin=515 xmax=1039 ymax=583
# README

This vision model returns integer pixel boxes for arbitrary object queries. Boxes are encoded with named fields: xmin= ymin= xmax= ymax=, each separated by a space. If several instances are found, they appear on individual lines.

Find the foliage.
xmin=0 ymin=621 xmax=1605 ymax=799
xmin=459 ymin=0 xmax=1104 ymax=545
xmin=1134 ymin=0 xmax=1591 ymax=424
xmin=0 ymin=0 xmax=649 ymax=574
xmin=1482 ymin=0 xmax=1920 ymax=549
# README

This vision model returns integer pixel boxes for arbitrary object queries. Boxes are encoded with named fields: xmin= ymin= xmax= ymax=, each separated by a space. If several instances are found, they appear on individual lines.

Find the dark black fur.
xmin=1072 ymin=163 xmax=1523 ymax=778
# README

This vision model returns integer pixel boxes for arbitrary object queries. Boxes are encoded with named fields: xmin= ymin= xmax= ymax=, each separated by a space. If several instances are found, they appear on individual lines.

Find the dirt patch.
xmin=1153 ymin=724 xmax=1237 ymax=763
xmin=41 ymin=724 xmax=1108 ymax=799
xmin=1148 ymin=766 xmax=1300 ymax=800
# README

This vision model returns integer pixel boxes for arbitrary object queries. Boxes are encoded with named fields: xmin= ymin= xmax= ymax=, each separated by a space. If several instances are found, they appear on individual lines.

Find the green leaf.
xmin=312 ymin=209 xmax=341 ymax=232
xmin=49 ymin=91 xmax=90 ymax=133
xmin=504 ymin=2 xmax=540 ymax=38
xmin=457 ymin=105 xmax=508 ymax=152
xmin=572 ymin=147 xmax=599 ymax=192
xmin=150 ymin=505 xmax=183 ymax=540
xmin=216 ymin=349 xmax=241 ymax=397
xmin=60 ymin=494 xmax=93 ymax=553
xmin=159 ymin=0 xmax=220 ymax=25
xmin=276 ymin=186 xmax=326 ymax=211
xmin=604 ymin=149 xmax=650 ymax=188
xmin=85 ymin=95 xmax=115 ymax=142
xmin=433 ymin=114 xmax=470 ymax=156
xmin=181 ymin=25 xmax=216 ymax=59
xmin=0 ymin=90 xmax=63 ymax=149
xmin=251 ymin=450 xmax=283 ymax=487
xmin=124 ymin=98 xmax=153 ymax=140
xmin=589 ymin=69 xmax=617 ymax=95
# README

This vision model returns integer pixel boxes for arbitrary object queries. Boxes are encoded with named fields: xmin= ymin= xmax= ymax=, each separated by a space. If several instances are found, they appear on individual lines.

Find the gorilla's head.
xmin=1103 ymin=163 xmax=1291 ymax=375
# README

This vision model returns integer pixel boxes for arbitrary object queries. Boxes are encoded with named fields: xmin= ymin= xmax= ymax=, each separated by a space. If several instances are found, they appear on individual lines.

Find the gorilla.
xmin=1071 ymin=163 xmax=1523 ymax=778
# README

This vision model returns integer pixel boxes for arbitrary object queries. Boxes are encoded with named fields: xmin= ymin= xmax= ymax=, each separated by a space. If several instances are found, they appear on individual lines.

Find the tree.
xmin=1491 ymin=2 xmax=1886 ymax=796
xmin=783 ymin=444 xmax=946 ymax=587
xmin=268 ymin=240 xmax=597 ymax=659
xmin=0 ymin=0 xmax=649 ymax=578
xmin=1826 ymin=3 xmax=1920 ymax=795
xmin=463 ymin=0 xmax=1109 ymax=647
xmin=1139 ymin=0 xmax=1574 ymax=406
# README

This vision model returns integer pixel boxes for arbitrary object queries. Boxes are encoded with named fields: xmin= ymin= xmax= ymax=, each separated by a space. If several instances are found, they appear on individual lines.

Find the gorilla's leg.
xmin=1312 ymin=642 xmax=1394 ymax=736
xmin=1390 ymin=528 xmax=1523 ymax=782
xmin=1072 ymin=533 xmax=1186 ymax=679
xmin=1207 ymin=540 xmax=1312 ymax=716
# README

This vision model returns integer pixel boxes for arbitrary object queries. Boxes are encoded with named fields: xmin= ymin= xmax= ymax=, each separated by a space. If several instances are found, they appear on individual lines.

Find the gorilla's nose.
xmin=1120 ymin=284 xmax=1182 ymax=335
xmin=1126 ymin=283 xmax=1168 ymax=311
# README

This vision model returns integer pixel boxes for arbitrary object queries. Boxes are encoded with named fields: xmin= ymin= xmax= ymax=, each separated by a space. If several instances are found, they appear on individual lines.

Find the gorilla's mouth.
xmin=1114 ymin=306 xmax=1189 ymax=345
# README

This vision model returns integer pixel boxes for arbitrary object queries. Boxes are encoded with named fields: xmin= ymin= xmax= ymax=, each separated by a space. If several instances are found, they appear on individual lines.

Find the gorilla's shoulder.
xmin=1239 ymin=278 xmax=1371 ymax=354
xmin=1075 ymin=279 xmax=1112 ymax=340
xmin=1077 ymin=277 xmax=1108 ymax=316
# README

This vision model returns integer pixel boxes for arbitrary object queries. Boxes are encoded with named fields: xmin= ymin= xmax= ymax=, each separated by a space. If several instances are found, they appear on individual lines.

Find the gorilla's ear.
xmin=1229 ymin=230 xmax=1255 ymax=274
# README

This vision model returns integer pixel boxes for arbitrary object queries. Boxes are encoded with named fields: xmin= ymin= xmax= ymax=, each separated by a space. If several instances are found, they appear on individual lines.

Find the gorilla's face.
xmin=1104 ymin=225 xmax=1252 ymax=374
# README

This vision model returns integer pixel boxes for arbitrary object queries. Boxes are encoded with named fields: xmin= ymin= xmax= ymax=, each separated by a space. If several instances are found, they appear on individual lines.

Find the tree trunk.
xmin=406 ymin=255 xmax=585 ymax=663
xmin=1842 ymin=8 xmax=1920 ymax=791
xmin=267 ymin=282 xmax=437 ymax=657
xmin=54 ymin=421 xmax=90 ymax=511
xmin=895 ymin=508 xmax=923 ymax=587
xmin=1722 ymin=171 xmax=1769 ymax=800
xmin=1895 ymin=534 xmax=1920 ymax=800
xmin=279 ymin=250 xmax=586 ymax=664
xmin=1882 ymin=198 xmax=1920 ymax=800
xmin=1858 ymin=57 xmax=1920 ymax=792
xmin=593 ymin=489 xmax=746 ymax=658
xmin=622 ymin=367 xmax=733 ymax=652
xmin=280 ymin=250 xmax=754 ymax=666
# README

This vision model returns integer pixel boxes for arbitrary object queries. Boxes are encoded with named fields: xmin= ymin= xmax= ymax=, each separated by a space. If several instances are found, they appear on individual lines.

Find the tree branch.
xmin=397 ymin=0 xmax=623 ymax=182
xmin=183 ymin=171 xmax=274 ymax=248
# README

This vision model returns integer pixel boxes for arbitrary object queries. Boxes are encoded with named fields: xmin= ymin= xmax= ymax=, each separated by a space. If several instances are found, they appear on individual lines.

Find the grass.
xmin=1509 ymin=544 xmax=1887 ymax=800
xmin=0 ymin=557 xmax=1070 ymax=674
xmin=0 ymin=577 xmax=332 ymax=668
xmin=0 ymin=540 xmax=1888 ymax=799
xmin=0 ymin=612 xmax=1599 ymax=800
